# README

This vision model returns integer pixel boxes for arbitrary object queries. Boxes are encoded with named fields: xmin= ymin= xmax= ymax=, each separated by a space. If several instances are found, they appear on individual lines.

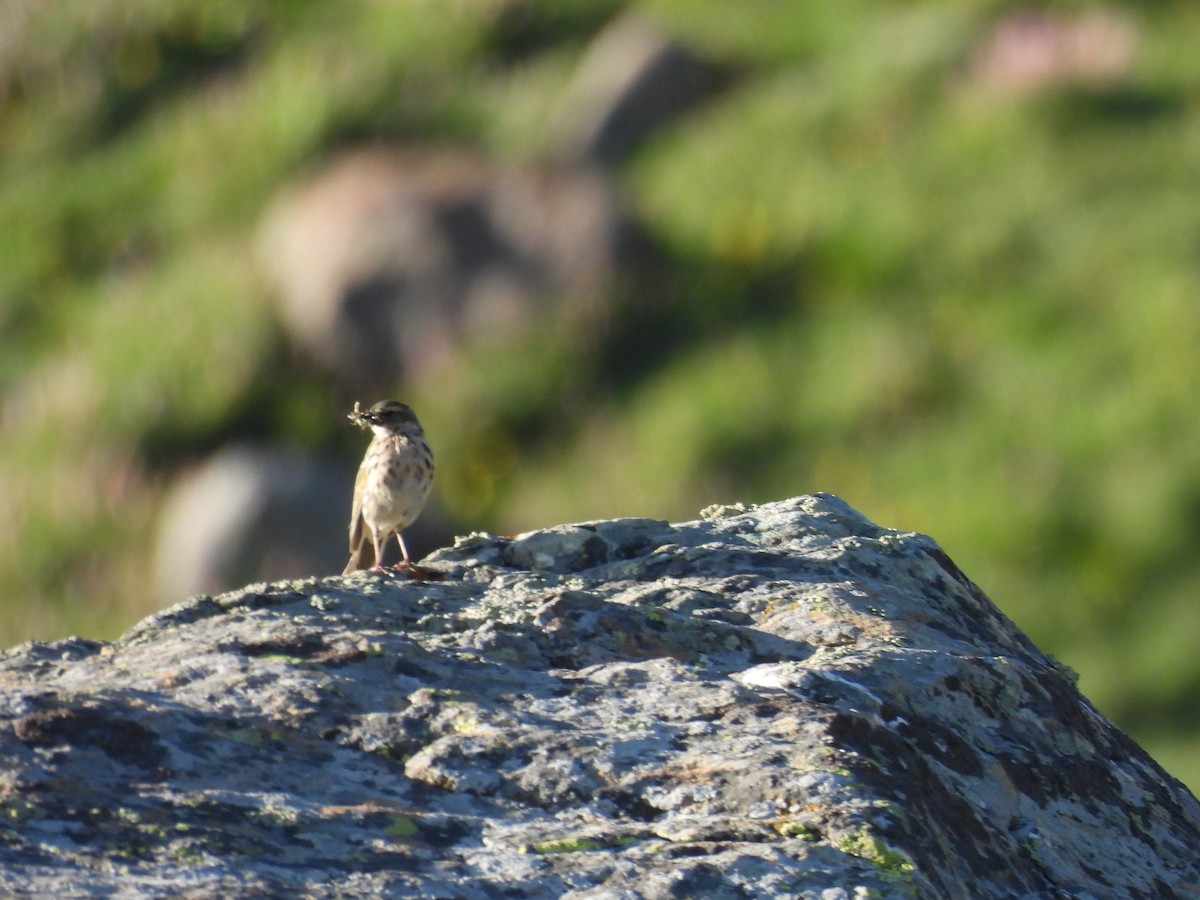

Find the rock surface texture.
xmin=1 ymin=495 xmax=1197 ymax=897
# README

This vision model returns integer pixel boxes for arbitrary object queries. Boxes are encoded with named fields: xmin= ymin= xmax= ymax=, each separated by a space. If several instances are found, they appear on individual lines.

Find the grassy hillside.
xmin=3 ymin=1 xmax=1200 ymax=791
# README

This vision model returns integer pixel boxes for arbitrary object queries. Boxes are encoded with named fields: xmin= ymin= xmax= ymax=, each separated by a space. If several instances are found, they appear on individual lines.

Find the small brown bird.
xmin=343 ymin=400 xmax=435 ymax=575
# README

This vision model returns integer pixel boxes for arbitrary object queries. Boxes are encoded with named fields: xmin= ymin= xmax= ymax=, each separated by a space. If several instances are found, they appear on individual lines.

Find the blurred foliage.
xmin=2 ymin=0 xmax=1200 ymax=792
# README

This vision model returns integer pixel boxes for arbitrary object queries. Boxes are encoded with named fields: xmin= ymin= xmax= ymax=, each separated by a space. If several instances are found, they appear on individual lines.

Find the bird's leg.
xmin=371 ymin=527 xmax=387 ymax=572
xmin=392 ymin=532 xmax=412 ymax=570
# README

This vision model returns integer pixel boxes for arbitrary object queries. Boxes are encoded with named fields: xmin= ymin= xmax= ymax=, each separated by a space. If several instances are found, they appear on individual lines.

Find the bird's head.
xmin=348 ymin=400 xmax=422 ymax=434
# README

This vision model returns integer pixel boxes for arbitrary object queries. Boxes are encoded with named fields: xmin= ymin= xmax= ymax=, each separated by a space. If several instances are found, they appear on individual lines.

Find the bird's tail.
xmin=343 ymin=526 xmax=377 ymax=574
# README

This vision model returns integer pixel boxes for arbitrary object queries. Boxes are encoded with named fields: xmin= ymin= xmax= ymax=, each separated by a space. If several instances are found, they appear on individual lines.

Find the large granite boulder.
xmin=0 ymin=495 xmax=1196 ymax=897
xmin=256 ymin=149 xmax=652 ymax=394
xmin=544 ymin=14 xmax=729 ymax=166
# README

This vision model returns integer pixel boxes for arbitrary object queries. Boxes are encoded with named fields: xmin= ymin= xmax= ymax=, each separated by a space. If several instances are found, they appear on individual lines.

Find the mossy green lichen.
xmin=527 ymin=837 xmax=603 ymax=854
xmin=836 ymin=827 xmax=916 ymax=883
xmin=386 ymin=816 xmax=421 ymax=838
xmin=171 ymin=843 xmax=206 ymax=863
xmin=775 ymin=820 xmax=821 ymax=840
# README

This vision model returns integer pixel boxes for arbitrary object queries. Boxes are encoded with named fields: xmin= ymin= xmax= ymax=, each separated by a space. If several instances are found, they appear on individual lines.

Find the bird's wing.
xmin=343 ymin=531 xmax=375 ymax=574
xmin=348 ymin=463 xmax=366 ymax=552
xmin=344 ymin=464 xmax=376 ymax=573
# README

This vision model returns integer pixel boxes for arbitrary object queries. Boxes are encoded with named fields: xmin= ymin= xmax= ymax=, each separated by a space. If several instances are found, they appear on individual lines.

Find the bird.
xmin=343 ymin=400 xmax=435 ymax=575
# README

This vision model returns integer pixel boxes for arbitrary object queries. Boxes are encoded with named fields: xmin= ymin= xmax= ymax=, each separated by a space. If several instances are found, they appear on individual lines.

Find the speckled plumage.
xmin=344 ymin=401 xmax=434 ymax=574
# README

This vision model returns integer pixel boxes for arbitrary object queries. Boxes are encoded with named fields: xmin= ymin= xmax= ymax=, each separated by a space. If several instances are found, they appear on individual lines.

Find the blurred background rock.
xmin=1 ymin=1 xmax=1198 ymax=793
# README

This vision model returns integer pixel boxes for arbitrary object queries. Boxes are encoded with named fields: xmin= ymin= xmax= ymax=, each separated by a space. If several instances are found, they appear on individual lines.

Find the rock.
xmin=153 ymin=444 xmax=446 ymax=600
xmin=256 ymin=149 xmax=652 ymax=393
xmin=545 ymin=15 xmax=729 ymax=166
xmin=2 ymin=494 xmax=1197 ymax=897
xmin=968 ymin=9 xmax=1136 ymax=93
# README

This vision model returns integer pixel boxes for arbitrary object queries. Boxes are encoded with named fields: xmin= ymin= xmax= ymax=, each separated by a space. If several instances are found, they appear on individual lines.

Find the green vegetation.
xmin=385 ymin=816 xmax=421 ymax=839
xmin=3 ymin=1 xmax=1200 ymax=793
xmin=836 ymin=826 xmax=917 ymax=880
xmin=775 ymin=820 xmax=821 ymax=840
xmin=527 ymin=836 xmax=604 ymax=854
